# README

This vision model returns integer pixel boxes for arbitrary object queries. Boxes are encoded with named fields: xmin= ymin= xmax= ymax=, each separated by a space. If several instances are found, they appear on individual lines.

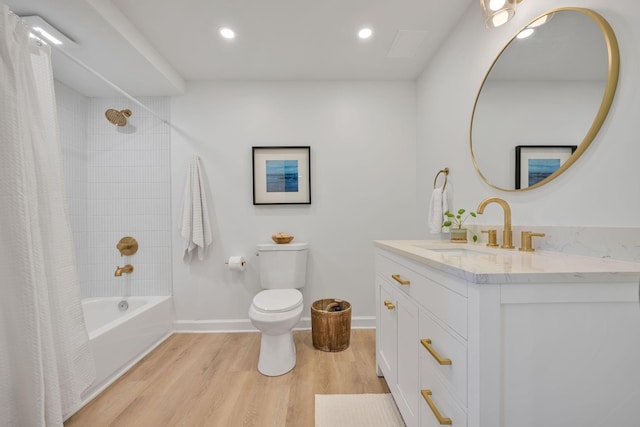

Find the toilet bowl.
xmin=249 ymin=288 xmax=304 ymax=376
xmin=250 ymin=242 xmax=308 ymax=376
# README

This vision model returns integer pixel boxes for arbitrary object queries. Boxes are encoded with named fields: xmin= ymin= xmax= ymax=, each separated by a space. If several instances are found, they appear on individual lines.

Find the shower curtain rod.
xmin=49 ymin=45 xmax=171 ymax=125
xmin=10 ymin=10 xmax=171 ymax=125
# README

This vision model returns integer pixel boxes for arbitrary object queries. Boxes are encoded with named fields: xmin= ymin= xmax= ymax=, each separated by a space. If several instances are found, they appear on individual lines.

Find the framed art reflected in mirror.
xmin=252 ymin=146 xmax=311 ymax=205
xmin=515 ymin=145 xmax=577 ymax=189
xmin=470 ymin=7 xmax=619 ymax=192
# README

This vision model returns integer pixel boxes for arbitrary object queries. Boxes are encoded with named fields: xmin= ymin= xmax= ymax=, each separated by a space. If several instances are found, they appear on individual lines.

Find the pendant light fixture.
xmin=480 ymin=0 xmax=523 ymax=28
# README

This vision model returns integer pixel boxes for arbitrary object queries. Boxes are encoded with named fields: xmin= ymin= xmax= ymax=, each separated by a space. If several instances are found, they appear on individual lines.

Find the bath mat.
xmin=315 ymin=393 xmax=405 ymax=427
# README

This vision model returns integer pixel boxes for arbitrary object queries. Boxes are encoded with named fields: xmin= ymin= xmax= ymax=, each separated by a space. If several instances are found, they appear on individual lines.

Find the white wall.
xmin=171 ymin=81 xmax=417 ymax=326
xmin=417 ymin=0 xmax=640 ymax=231
xmin=56 ymin=82 xmax=90 ymax=289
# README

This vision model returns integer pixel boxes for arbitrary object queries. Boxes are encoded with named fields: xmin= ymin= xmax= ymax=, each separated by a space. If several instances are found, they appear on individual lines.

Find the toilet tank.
xmin=256 ymin=242 xmax=309 ymax=289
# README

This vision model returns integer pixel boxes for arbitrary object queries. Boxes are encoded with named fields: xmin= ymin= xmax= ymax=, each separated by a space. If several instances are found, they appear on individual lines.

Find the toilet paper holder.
xmin=225 ymin=256 xmax=247 ymax=272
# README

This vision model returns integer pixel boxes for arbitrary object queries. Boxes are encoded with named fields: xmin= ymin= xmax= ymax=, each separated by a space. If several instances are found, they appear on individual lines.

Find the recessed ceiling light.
xmin=517 ymin=28 xmax=535 ymax=39
xmin=528 ymin=13 xmax=553 ymax=28
xmin=220 ymin=27 xmax=235 ymax=39
xmin=358 ymin=28 xmax=373 ymax=39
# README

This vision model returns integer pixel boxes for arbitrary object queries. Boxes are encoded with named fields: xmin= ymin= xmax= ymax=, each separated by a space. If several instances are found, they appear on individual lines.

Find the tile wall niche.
xmin=56 ymin=81 xmax=172 ymax=297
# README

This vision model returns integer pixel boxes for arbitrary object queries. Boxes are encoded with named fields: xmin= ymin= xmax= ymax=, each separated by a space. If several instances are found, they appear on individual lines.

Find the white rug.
xmin=315 ymin=393 xmax=405 ymax=427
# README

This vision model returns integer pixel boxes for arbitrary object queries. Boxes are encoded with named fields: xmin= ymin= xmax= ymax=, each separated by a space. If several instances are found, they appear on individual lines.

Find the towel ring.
xmin=433 ymin=167 xmax=449 ymax=190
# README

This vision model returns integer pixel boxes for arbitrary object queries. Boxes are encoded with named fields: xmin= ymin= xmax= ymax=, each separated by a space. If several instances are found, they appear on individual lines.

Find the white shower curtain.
xmin=0 ymin=4 xmax=95 ymax=426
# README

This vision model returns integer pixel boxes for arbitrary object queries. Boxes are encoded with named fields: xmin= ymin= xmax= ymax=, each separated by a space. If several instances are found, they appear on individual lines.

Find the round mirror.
xmin=470 ymin=8 xmax=619 ymax=191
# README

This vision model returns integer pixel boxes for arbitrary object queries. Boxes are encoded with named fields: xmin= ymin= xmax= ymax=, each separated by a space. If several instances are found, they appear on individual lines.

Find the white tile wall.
xmin=55 ymin=82 xmax=172 ymax=297
xmin=55 ymin=82 xmax=90 ymax=290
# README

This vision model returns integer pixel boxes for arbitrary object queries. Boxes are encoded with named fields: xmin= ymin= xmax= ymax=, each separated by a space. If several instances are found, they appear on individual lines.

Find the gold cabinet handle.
xmin=420 ymin=339 xmax=452 ymax=365
xmin=421 ymin=389 xmax=452 ymax=425
xmin=383 ymin=300 xmax=395 ymax=310
xmin=391 ymin=274 xmax=410 ymax=285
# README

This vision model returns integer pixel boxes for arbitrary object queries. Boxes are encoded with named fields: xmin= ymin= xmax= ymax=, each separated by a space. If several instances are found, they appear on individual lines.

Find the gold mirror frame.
xmin=470 ymin=7 xmax=620 ymax=192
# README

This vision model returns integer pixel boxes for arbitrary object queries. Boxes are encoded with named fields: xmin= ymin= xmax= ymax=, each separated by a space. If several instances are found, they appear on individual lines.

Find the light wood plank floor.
xmin=65 ymin=329 xmax=389 ymax=427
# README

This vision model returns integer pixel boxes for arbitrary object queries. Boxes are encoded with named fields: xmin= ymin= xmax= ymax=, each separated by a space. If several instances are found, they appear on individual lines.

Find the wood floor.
xmin=65 ymin=329 xmax=390 ymax=427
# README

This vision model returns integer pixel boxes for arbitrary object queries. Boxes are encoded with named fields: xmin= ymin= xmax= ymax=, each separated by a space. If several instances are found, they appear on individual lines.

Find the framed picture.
xmin=252 ymin=146 xmax=311 ymax=205
xmin=515 ymin=145 xmax=577 ymax=189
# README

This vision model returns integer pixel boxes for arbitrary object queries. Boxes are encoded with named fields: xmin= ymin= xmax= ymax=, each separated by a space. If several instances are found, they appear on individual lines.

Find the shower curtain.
xmin=0 ymin=4 xmax=95 ymax=426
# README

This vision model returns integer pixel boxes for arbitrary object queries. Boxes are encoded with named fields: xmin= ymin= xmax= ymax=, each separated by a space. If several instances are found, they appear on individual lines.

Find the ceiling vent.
xmin=387 ymin=30 xmax=428 ymax=58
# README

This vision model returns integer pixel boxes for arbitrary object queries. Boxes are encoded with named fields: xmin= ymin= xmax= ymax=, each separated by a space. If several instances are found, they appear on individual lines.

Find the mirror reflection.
xmin=471 ymin=8 xmax=619 ymax=191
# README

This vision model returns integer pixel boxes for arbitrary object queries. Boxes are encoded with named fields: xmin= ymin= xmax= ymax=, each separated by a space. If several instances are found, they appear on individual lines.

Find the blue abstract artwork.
xmin=266 ymin=160 xmax=299 ymax=192
xmin=528 ymin=159 xmax=560 ymax=186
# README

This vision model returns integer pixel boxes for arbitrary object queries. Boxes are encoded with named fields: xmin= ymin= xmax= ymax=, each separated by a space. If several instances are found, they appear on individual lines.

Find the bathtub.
xmin=79 ymin=296 xmax=173 ymax=405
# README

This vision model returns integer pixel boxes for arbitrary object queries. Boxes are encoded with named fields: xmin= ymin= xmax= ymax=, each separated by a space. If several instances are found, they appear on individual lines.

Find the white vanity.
xmin=375 ymin=240 xmax=640 ymax=427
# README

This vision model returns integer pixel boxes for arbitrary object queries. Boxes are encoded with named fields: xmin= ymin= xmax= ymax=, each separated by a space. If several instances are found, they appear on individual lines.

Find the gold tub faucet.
xmin=476 ymin=197 xmax=514 ymax=249
xmin=114 ymin=264 xmax=134 ymax=277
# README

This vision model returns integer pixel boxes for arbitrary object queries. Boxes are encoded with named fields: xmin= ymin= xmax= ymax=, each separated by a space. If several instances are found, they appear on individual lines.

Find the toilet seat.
xmin=252 ymin=289 xmax=303 ymax=313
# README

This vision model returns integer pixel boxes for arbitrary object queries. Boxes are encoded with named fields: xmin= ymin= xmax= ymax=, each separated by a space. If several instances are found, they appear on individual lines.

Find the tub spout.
xmin=114 ymin=264 xmax=134 ymax=277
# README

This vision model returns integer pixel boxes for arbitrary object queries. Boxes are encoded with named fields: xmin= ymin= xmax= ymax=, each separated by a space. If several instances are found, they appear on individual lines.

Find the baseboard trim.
xmin=173 ymin=316 xmax=376 ymax=333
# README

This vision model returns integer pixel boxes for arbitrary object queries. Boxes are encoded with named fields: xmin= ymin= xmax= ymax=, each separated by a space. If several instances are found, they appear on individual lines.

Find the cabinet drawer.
xmin=377 ymin=252 xmax=468 ymax=338
xmin=420 ymin=311 xmax=467 ymax=407
xmin=420 ymin=360 xmax=467 ymax=427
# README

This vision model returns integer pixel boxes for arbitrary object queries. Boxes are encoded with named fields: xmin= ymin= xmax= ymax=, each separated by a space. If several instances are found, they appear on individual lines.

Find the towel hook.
xmin=433 ymin=167 xmax=449 ymax=190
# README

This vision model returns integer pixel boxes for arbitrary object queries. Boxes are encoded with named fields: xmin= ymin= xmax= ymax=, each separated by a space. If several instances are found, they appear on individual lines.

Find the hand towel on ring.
xmin=428 ymin=187 xmax=448 ymax=234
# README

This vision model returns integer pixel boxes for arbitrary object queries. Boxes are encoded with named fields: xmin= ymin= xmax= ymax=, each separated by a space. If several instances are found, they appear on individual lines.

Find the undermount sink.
xmin=411 ymin=244 xmax=488 ymax=256
xmin=429 ymin=248 xmax=486 ymax=256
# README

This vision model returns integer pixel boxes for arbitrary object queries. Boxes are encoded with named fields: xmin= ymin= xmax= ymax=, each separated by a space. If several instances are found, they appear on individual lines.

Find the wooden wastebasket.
xmin=311 ymin=299 xmax=352 ymax=352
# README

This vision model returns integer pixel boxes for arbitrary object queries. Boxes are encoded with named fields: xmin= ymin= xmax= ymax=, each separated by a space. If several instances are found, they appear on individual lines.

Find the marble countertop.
xmin=374 ymin=240 xmax=640 ymax=284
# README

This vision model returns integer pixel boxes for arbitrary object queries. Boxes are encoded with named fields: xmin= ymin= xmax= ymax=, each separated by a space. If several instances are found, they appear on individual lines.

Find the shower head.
xmin=105 ymin=109 xmax=132 ymax=126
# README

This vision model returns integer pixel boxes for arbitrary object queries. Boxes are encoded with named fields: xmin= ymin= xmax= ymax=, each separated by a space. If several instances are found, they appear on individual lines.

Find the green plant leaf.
xmin=443 ymin=220 xmax=452 ymax=227
xmin=457 ymin=209 xmax=465 ymax=215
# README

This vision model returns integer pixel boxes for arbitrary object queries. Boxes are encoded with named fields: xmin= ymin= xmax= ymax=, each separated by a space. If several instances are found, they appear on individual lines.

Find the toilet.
xmin=249 ymin=242 xmax=309 ymax=376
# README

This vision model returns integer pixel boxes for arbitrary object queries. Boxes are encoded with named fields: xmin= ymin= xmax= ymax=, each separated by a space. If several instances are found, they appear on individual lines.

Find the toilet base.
xmin=257 ymin=331 xmax=296 ymax=376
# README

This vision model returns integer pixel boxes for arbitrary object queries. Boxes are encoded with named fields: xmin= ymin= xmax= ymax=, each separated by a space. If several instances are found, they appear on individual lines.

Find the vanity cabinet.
xmin=375 ymin=242 xmax=640 ymax=427
xmin=377 ymin=272 xmax=420 ymax=427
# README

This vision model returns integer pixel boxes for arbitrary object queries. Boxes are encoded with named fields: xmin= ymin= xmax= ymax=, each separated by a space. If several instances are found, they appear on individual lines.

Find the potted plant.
xmin=443 ymin=209 xmax=477 ymax=243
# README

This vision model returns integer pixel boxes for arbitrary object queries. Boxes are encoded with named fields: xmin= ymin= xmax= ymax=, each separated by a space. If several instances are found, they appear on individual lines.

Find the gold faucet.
xmin=519 ymin=231 xmax=546 ymax=252
xmin=476 ymin=197 xmax=514 ymax=249
xmin=114 ymin=264 xmax=134 ymax=277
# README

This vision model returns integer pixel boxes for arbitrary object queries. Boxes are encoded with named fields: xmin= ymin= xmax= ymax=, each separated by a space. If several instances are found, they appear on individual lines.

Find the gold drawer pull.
xmin=421 ymin=389 xmax=452 ymax=425
xmin=421 ymin=339 xmax=452 ymax=365
xmin=391 ymin=274 xmax=410 ymax=285
xmin=384 ymin=300 xmax=395 ymax=310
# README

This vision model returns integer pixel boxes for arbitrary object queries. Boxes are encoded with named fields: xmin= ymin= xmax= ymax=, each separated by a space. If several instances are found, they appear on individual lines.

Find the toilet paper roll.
xmin=227 ymin=256 xmax=246 ymax=272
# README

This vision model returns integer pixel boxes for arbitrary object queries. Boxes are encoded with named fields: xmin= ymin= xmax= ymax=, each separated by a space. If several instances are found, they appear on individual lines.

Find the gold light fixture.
xmin=480 ymin=0 xmax=523 ymax=29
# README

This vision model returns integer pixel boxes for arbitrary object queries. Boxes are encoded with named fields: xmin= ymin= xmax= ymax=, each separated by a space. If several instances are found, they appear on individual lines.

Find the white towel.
xmin=181 ymin=156 xmax=213 ymax=262
xmin=428 ymin=188 xmax=449 ymax=234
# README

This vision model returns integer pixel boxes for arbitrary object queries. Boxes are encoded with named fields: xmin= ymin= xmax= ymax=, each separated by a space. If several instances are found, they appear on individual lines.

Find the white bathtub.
xmin=79 ymin=296 xmax=173 ymax=405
